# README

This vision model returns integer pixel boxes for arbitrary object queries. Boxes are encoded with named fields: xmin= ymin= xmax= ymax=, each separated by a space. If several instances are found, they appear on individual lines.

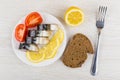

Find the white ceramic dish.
xmin=12 ymin=12 xmax=67 ymax=67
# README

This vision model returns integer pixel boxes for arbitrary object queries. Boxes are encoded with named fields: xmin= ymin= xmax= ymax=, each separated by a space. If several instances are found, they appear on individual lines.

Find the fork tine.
xmin=97 ymin=6 xmax=107 ymax=22
xmin=102 ymin=6 xmax=107 ymax=22
xmin=101 ymin=6 xmax=105 ymax=21
xmin=103 ymin=7 xmax=107 ymax=19
xmin=100 ymin=6 xmax=104 ymax=21
xmin=97 ymin=6 xmax=102 ymax=21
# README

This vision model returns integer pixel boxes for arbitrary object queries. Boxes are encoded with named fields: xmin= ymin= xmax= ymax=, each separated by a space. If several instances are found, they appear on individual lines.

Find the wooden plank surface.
xmin=0 ymin=0 xmax=120 ymax=80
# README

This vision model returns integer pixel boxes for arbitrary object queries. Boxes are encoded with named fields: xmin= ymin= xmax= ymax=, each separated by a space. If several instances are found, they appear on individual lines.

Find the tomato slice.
xmin=25 ymin=12 xmax=43 ymax=28
xmin=15 ymin=24 xmax=27 ymax=42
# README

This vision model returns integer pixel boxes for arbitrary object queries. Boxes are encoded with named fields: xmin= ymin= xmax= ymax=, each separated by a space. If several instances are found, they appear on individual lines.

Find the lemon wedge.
xmin=26 ymin=51 xmax=45 ymax=63
xmin=64 ymin=6 xmax=84 ymax=26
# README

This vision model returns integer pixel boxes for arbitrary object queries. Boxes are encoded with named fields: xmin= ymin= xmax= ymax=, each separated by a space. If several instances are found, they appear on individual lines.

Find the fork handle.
xmin=91 ymin=30 xmax=101 ymax=76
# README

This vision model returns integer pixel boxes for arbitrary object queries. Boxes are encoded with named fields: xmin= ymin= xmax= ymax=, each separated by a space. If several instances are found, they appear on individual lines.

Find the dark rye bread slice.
xmin=62 ymin=33 xmax=94 ymax=68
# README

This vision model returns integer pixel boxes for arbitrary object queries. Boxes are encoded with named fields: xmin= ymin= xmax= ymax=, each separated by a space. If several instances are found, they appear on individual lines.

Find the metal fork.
xmin=91 ymin=6 xmax=107 ymax=76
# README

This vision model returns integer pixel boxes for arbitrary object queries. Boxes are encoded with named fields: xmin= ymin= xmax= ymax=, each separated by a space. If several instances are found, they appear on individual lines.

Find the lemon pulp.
xmin=64 ymin=6 xmax=84 ymax=26
xmin=26 ymin=51 xmax=45 ymax=63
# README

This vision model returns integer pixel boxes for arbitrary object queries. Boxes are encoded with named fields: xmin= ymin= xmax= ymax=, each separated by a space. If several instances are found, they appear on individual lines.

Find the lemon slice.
xmin=26 ymin=51 xmax=45 ymax=63
xmin=51 ymin=29 xmax=64 ymax=43
xmin=43 ymin=29 xmax=64 ymax=59
xmin=44 ymin=39 xmax=59 ymax=59
xmin=64 ymin=6 xmax=84 ymax=26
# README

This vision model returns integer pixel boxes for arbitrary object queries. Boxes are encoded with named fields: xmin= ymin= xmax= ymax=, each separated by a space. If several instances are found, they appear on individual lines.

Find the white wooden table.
xmin=0 ymin=0 xmax=120 ymax=80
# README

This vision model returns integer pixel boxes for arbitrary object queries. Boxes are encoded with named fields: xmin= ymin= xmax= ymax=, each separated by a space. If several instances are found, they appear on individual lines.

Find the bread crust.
xmin=62 ymin=33 xmax=94 ymax=68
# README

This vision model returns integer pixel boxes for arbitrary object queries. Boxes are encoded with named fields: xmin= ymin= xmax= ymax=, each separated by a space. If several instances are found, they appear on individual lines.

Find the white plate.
xmin=12 ymin=12 xmax=67 ymax=67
